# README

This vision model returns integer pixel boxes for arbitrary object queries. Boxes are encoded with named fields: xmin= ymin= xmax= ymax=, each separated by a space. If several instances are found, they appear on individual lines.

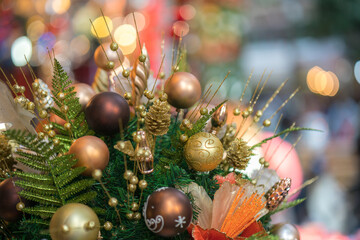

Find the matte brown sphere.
xmin=85 ymin=92 xmax=130 ymax=136
xmin=143 ymin=187 xmax=192 ymax=237
xmin=69 ymin=136 xmax=109 ymax=176
xmin=72 ymin=83 xmax=96 ymax=110
xmin=0 ymin=178 xmax=25 ymax=222
xmin=94 ymin=42 xmax=124 ymax=71
xmin=164 ymin=72 xmax=201 ymax=109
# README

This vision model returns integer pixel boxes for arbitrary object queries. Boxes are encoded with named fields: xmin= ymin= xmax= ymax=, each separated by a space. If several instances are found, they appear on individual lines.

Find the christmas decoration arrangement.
xmin=0 ymin=13 xmax=316 ymax=240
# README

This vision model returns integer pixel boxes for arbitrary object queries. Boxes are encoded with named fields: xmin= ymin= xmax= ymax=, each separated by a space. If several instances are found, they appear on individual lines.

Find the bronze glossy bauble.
xmin=143 ymin=187 xmax=192 ymax=237
xmin=272 ymin=223 xmax=300 ymax=240
xmin=164 ymin=72 xmax=201 ymax=109
xmin=72 ymin=83 xmax=96 ymax=110
xmin=0 ymin=178 xmax=24 ymax=222
xmin=49 ymin=203 xmax=100 ymax=240
xmin=69 ymin=136 xmax=109 ymax=176
xmin=85 ymin=92 xmax=130 ymax=136
xmin=184 ymin=132 xmax=224 ymax=172
xmin=94 ymin=42 xmax=123 ymax=71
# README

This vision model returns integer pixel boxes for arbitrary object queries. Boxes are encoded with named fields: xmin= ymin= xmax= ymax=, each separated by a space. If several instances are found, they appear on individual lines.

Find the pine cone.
xmin=226 ymin=138 xmax=252 ymax=170
xmin=145 ymin=99 xmax=171 ymax=136
xmin=266 ymin=178 xmax=291 ymax=211
xmin=0 ymin=135 xmax=16 ymax=178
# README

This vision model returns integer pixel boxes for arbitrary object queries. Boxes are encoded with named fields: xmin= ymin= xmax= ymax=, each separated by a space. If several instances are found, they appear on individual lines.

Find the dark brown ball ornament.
xmin=164 ymin=72 xmax=201 ymax=109
xmin=143 ymin=187 xmax=192 ymax=237
xmin=69 ymin=136 xmax=109 ymax=176
xmin=0 ymin=178 xmax=25 ymax=222
xmin=85 ymin=92 xmax=130 ymax=136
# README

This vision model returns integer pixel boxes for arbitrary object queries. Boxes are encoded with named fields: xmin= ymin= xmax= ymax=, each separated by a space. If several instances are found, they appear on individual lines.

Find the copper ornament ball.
xmin=72 ymin=83 xmax=96 ymax=110
xmin=164 ymin=72 xmax=201 ymax=109
xmin=184 ymin=132 xmax=224 ymax=172
xmin=143 ymin=187 xmax=192 ymax=237
xmin=0 ymin=178 xmax=25 ymax=222
xmin=85 ymin=92 xmax=130 ymax=136
xmin=94 ymin=42 xmax=124 ymax=71
xmin=69 ymin=136 xmax=109 ymax=176
xmin=49 ymin=203 xmax=100 ymax=240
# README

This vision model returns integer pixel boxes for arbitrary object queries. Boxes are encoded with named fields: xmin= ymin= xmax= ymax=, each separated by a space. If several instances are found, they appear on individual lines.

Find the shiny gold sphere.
xmin=137 ymin=105 xmax=145 ymax=112
xmin=58 ymin=92 xmax=65 ymax=100
xmin=179 ymin=134 xmax=188 ymax=143
xmin=233 ymin=108 xmax=241 ymax=116
xmin=242 ymin=110 xmax=249 ymax=118
xmin=13 ymin=84 xmax=20 ymax=93
xmin=44 ymin=124 xmax=50 ymax=131
xmin=247 ymin=106 xmax=253 ymax=114
xmin=48 ymin=130 xmax=56 ymax=138
xmin=259 ymin=157 xmax=265 ymax=165
xmin=92 ymin=169 xmax=102 ymax=181
xmin=106 ymin=61 xmax=115 ymax=70
xmin=164 ymin=72 xmax=201 ymax=109
xmin=122 ymin=69 xmax=130 ymax=78
xmin=16 ymin=202 xmax=25 ymax=211
xmin=123 ymin=170 xmax=133 ymax=180
xmin=140 ymin=111 xmax=147 ymax=118
xmin=138 ymin=54 xmax=146 ymax=63
xmin=32 ymin=82 xmax=39 ymax=90
xmin=131 ymin=202 xmax=139 ymax=211
xmin=128 ymin=184 xmax=137 ymax=192
xmin=138 ymin=179 xmax=148 ymax=189
xmin=19 ymin=86 xmax=26 ymax=93
xmin=27 ymin=101 xmax=35 ymax=111
xmin=263 ymin=119 xmax=271 ymax=127
xmin=126 ymin=212 xmax=134 ymax=220
xmin=61 ymin=105 xmax=69 ymax=113
xmin=69 ymin=136 xmax=109 ymax=176
xmin=53 ymin=138 xmax=60 ymax=145
xmin=255 ymin=110 xmax=263 ymax=118
xmin=64 ymin=122 xmax=71 ymax=130
xmin=110 ymin=42 xmax=118 ymax=51
xmin=159 ymin=92 xmax=168 ymax=102
xmin=133 ymin=212 xmax=141 ymax=221
xmin=49 ymin=203 xmax=100 ymax=240
xmin=124 ymin=92 xmax=132 ymax=100
xmin=129 ymin=176 xmax=139 ymax=185
xmin=264 ymin=161 xmax=270 ymax=168
xmin=104 ymin=221 xmax=113 ymax=231
xmin=200 ymin=107 xmax=208 ymax=115
xmin=145 ymin=91 xmax=154 ymax=100
xmin=184 ymin=132 xmax=224 ymax=172
xmin=108 ymin=197 xmax=118 ymax=207
xmin=159 ymin=72 xmax=165 ymax=79
xmin=38 ymin=132 xmax=45 ymax=139
xmin=39 ymin=109 xmax=48 ymax=119
xmin=251 ymin=179 xmax=257 ymax=185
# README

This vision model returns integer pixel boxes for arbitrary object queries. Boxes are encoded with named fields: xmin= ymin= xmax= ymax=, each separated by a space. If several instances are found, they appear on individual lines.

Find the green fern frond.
xmin=67 ymin=191 xmax=98 ymax=204
xmin=60 ymin=179 xmax=95 ymax=199
xmin=14 ymin=172 xmax=53 ymax=184
xmin=18 ymin=191 xmax=62 ymax=206
xmin=22 ymin=207 xmax=57 ymax=218
xmin=56 ymin=167 xmax=86 ymax=188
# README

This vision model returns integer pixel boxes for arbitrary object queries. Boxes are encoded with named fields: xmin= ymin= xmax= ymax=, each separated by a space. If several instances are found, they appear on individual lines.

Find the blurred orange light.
xmin=123 ymin=12 xmax=146 ymax=31
xmin=91 ymin=16 xmax=113 ymax=38
xmin=179 ymin=4 xmax=196 ymax=20
xmin=307 ymin=66 xmax=339 ymax=97
xmin=173 ymin=21 xmax=189 ymax=37
xmin=52 ymin=0 xmax=71 ymax=14
xmin=114 ymin=24 xmax=137 ymax=55
xmin=306 ymin=66 xmax=322 ymax=93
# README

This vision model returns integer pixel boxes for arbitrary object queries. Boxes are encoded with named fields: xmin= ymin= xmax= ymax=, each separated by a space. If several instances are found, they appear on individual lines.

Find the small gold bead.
xmin=253 ymin=116 xmax=260 ymax=123
xmin=104 ymin=221 xmax=113 ymax=231
xmin=119 ymin=225 xmax=126 ymax=231
xmin=264 ymin=161 xmax=270 ymax=168
xmin=48 ymin=130 xmax=56 ymax=138
xmin=85 ymin=221 xmax=96 ymax=230
xmin=138 ymin=179 xmax=147 ymax=189
xmin=122 ymin=69 xmax=130 ymax=78
xmin=123 ymin=170 xmax=134 ymax=180
xmin=255 ymin=110 xmax=263 ymax=118
xmin=159 ymin=72 xmax=165 ymax=79
xmin=138 ymin=118 xmax=145 ymax=124
xmin=180 ymin=134 xmax=188 ymax=143
xmin=138 ymin=54 xmax=146 ymax=63
xmin=61 ymin=105 xmax=69 ymax=113
xmin=200 ymin=108 xmax=208 ymax=115
xmin=182 ymin=119 xmax=190 ymax=127
xmin=132 ymin=132 xmax=137 ymax=137
xmin=124 ymin=92 xmax=132 ymax=100
xmin=251 ymin=179 xmax=257 ymax=185
xmin=126 ymin=212 xmax=134 ymax=220
xmin=53 ymin=138 xmax=60 ymax=145
xmin=58 ymin=92 xmax=65 ymax=100
xmin=39 ymin=110 xmax=48 ymax=119
xmin=172 ymin=65 xmax=179 ymax=72
xmin=16 ymin=202 xmax=25 ymax=211
xmin=110 ymin=42 xmax=118 ymax=51
xmin=38 ymin=132 xmax=45 ymax=139
xmin=133 ymin=212 xmax=141 ymax=221
xmin=92 ymin=169 xmax=102 ymax=181
xmin=128 ymin=183 xmax=137 ymax=192
xmin=242 ymin=110 xmax=249 ymax=118
xmin=131 ymin=202 xmax=139 ymax=211
xmin=247 ymin=106 xmax=253 ymax=114
xmin=62 ymin=224 xmax=70 ymax=233
xmin=13 ymin=84 xmax=20 ymax=93
xmin=140 ymin=111 xmax=147 ymax=118
xmin=41 ymin=90 xmax=48 ymax=98
xmin=27 ymin=101 xmax=35 ymax=111
xmin=49 ymin=123 xmax=54 ymax=129
xmin=64 ymin=122 xmax=71 ymax=130
xmin=129 ymin=175 xmax=139 ymax=185
xmin=137 ymin=105 xmax=145 ymax=112
xmin=233 ymin=108 xmax=241 ymax=116
xmin=134 ymin=135 xmax=142 ymax=143
xmin=146 ymin=92 xmax=154 ymax=100
xmin=263 ymin=119 xmax=271 ymax=127
xmin=19 ymin=86 xmax=26 ymax=93
xmin=44 ymin=124 xmax=50 ymax=131
xmin=71 ymin=139 xmax=76 ymax=144
xmin=108 ymin=197 xmax=118 ymax=207
xmin=259 ymin=157 xmax=265 ymax=165
xmin=106 ymin=61 xmax=115 ymax=70
xmin=32 ymin=82 xmax=39 ymax=90
xmin=179 ymin=124 xmax=186 ymax=131
xmin=159 ymin=92 xmax=168 ymax=102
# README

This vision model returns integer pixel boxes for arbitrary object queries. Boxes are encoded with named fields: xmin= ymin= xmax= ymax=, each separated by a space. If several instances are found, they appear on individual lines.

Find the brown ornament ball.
xmin=164 ymin=72 xmax=201 ymax=109
xmin=94 ymin=42 xmax=123 ymax=71
xmin=143 ymin=187 xmax=192 ymax=237
xmin=49 ymin=203 xmax=100 ymax=240
xmin=69 ymin=136 xmax=109 ymax=176
xmin=184 ymin=132 xmax=224 ymax=172
xmin=0 ymin=178 xmax=26 ymax=222
xmin=85 ymin=92 xmax=130 ymax=136
xmin=72 ymin=83 xmax=96 ymax=110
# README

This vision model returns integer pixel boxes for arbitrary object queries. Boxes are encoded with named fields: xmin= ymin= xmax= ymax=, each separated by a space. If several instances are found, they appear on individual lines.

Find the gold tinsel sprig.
xmin=0 ymin=135 xmax=16 ymax=178
xmin=145 ymin=99 xmax=171 ymax=136
xmin=226 ymin=138 xmax=252 ymax=170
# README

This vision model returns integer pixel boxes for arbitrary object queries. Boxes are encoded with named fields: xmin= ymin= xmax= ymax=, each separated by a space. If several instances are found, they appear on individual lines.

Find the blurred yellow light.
xmin=91 ymin=16 xmax=113 ymax=38
xmin=124 ymin=12 xmax=146 ymax=31
xmin=307 ymin=66 xmax=339 ymax=97
xmin=52 ymin=0 xmax=71 ymax=14
xmin=306 ymin=66 xmax=322 ymax=93
xmin=27 ymin=20 xmax=46 ymax=41
xmin=314 ymin=71 xmax=328 ymax=94
xmin=114 ymin=24 xmax=137 ymax=55
xmin=11 ymin=36 xmax=32 ymax=67
xmin=173 ymin=21 xmax=189 ymax=37
xmin=327 ymin=71 xmax=339 ymax=96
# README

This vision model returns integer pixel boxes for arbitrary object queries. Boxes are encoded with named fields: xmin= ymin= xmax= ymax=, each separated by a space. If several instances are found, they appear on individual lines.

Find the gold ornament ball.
xmin=110 ymin=42 xmax=118 ymax=51
xmin=129 ymin=176 xmax=139 ymax=185
xmin=32 ymin=82 xmax=39 ymax=90
xmin=92 ymin=169 xmax=102 ymax=181
xmin=108 ymin=197 xmax=118 ymax=207
xmin=138 ymin=179 xmax=147 ymax=189
xmin=264 ymin=161 xmax=270 ymax=168
xmin=19 ymin=86 xmax=26 ymax=93
xmin=133 ymin=212 xmax=141 ymax=221
xmin=61 ymin=105 xmax=69 ymax=113
xmin=16 ymin=202 xmax=25 ymax=211
xmin=27 ymin=101 xmax=35 ymax=111
xmin=126 ymin=212 xmax=134 ymax=220
xmin=68 ymin=136 xmax=109 ymax=176
xmin=124 ymin=92 xmax=132 ymax=100
xmin=128 ymin=184 xmax=137 ymax=192
xmin=255 ymin=110 xmax=263 ymax=118
xmin=242 ymin=110 xmax=249 ymax=118
xmin=184 ymin=132 xmax=224 ymax=172
xmin=159 ymin=72 xmax=165 ymax=79
xmin=179 ymin=134 xmax=188 ymax=143
xmin=53 ymin=138 xmax=60 ymax=145
xmin=247 ymin=106 xmax=254 ymax=114
xmin=164 ymin=72 xmax=201 ymax=109
xmin=48 ymin=130 xmax=56 ymax=138
xmin=131 ymin=202 xmax=139 ymax=211
xmin=94 ymin=42 xmax=123 ymax=71
xmin=72 ymin=83 xmax=96 ymax=110
xmin=39 ymin=109 xmax=48 ymax=119
xmin=49 ymin=203 xmax=100 ymax=240
xmin=58 ymin=92 xmax=65 ymax=100
xmin=123 ymin=170 xmax=133 ymax=180
xmin=145 ymin=91 xmax=154 ymax=100
xmin=64 ymin=122 xmax=71 ymax=130
xmin=200 ymin=107 xmax=208 ymax=115
xmin=263 ymin=119 xmax=271 ymax=127
xmin=104 ymin=221 xmax=113 ymax=231
xmin=233 ymin=108 xmax=241 ymax=116
xmin=138 ymin=54 xmax=146 ymax=63
xmin=259 ymin=157 xmax=265 ymax=165
xmin=122 ymin=69 xmax=130 ymax=78
xmin=106 ymin=61 xmax=115 ymax=70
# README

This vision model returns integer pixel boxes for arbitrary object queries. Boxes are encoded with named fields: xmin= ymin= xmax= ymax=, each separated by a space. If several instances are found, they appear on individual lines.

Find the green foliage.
xmin=50 ymin=58 xmax=93 ymax=151
xmin=4 ymin=130 xmax=96 ymax=230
